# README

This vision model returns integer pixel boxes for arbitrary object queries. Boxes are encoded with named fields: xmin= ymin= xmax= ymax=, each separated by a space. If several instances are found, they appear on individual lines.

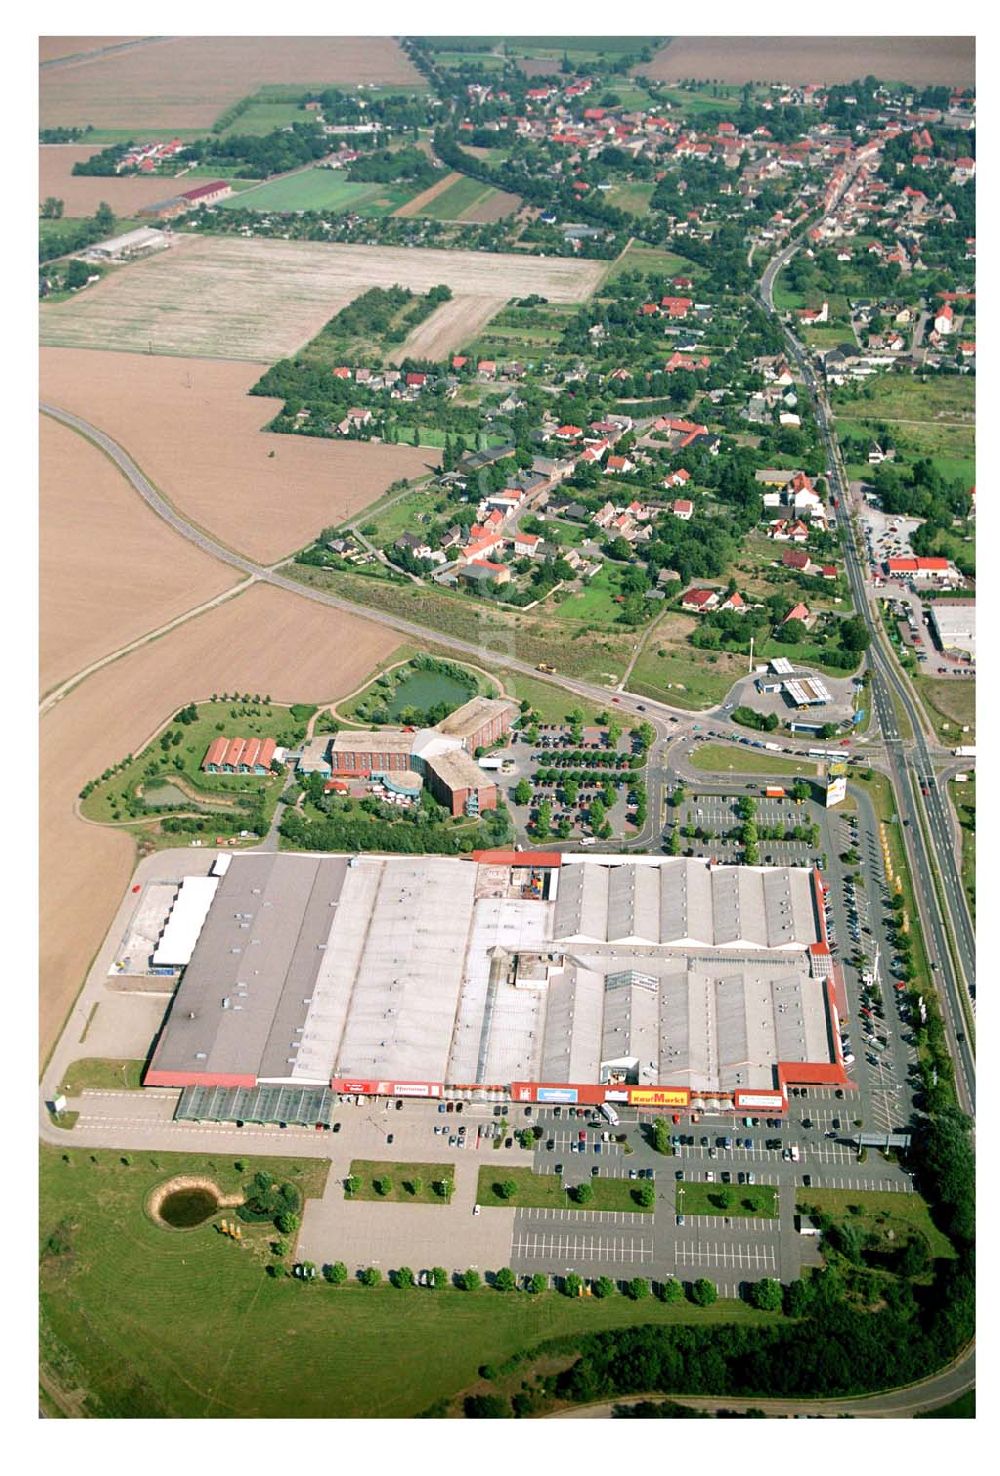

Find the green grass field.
xmin=833 ymin=375 xmax=975 ymax=486
xmin=795 ymin=1188 xmax=955 ymax=1261
xmin=628 ymin=620 xmax=747 ymax=710
xmin=678 ymin=1183 xmax=779 ymax=1218
xmin=497 ymin=672 xmax=610 ymax=727
xmin=475 ymin=1166 xmax=652 ymax=1213
xmin=605 ymin=241 xmax=703 ymax=283
xmin=220 ymin=169 xmax=415 ymax=214
xmin=551 ymin=564 xmax=634 ymax=626
xmin=347 ymin=1161 xmax=455 ymax=1204
xmin=418 ymin=174 xmax=495 ymax=220
xmin=216 ymin=99 xmax=311 ymax=135
xmin=289 ymin=565 xmax=638 ymax=687
xmin=658 ymin=86 xmax=744 ymax=116
xmin=688 ymin=743 xmax=819 ymax=779
xmin=950 ymin=774 xmax=975 ymax=921
xmin=605 ymin=181 xmax=655 ymax=216
xmin=40 ymin=1146 xmax=766 ymax=1418
xmin=80 ymin=698 xmax=309 ymax=826
xmin=912 ymin=675 xmax=975 ymax=745
xmin=59 ymin=1059 xmax=144 ymax=1094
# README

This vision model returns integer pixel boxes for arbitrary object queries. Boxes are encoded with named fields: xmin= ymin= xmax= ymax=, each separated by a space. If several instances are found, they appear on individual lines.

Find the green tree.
xmin=343 ymin=1175 xmax=359 ymax=1196
xmin=593 ymin=1275 xmax=616 ymax=1299
xmin=390 ymin=1265 xmax=414 ymax=1289
xmin=322 ymin=1260 xmax=347 ymax=1284
xmin=276 ymin=1211 xmax=300 ymax=1235
xmin=373 ymin=1176 xmax=392 ymax=1197
xmin=41 ymin=196 xmax=64 ymax=218
xmin=493 ymin=1266 xmax=516 ymax=1292
xmin=495 ymin=1178 xmax=518 ymax=1202
xmin=528 ymin=1272 xmax=548 ymax=1294
xmin=64 ymin=258 xmax=92 ymax=290
xmin=573 ymin=1182 xmax=594 ymax=1206
xmin=359 ymin=1266 xmax=382 ymax=1287
xmin=626 ymin=1277 xmax=650 ymax=1301
xmin=749 ymin=1277 xmax=783 ymax=1311
xmin=406 ymin=1176 xmax=423 ymax=1197
xmin=514 ymin=777 xmax=532 ymax=806
xmin=431 ymin=1265 xmax=448 ymax=1290
xmin=690 ymin=1277 xmax=717 ymax=1306
xmin=460 ymin=1268 xmax=481 ymax=1291
xmin=652 ymin=1118 xmax=671 ymax=1154
xmin=635 ymin=1181 xmax=655 ymax=1209
xmin=464 ymin=1393 xmax=510 ymax=1418
xmin=658 ymin=1277 xmax=684 ymax=1303
xmin=563 ymin=1272 xmax=584 ymax=1297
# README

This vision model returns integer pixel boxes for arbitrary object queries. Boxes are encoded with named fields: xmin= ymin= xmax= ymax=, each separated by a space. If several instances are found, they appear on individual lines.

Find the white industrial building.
xmin=146 ymin=853 xmax=840 ymax=1103
xmin=929 ymin=602 xmax=976 ymax=660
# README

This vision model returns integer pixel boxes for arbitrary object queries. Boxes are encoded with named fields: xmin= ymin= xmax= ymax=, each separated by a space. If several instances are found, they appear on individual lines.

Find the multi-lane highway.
xmin=758 ymin=233 xmax=975 ymax=1114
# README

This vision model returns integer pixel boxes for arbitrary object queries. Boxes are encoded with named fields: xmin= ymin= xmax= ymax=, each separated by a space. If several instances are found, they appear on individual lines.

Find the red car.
xmin=578 ymin=1129 xmax=586 ymax=1143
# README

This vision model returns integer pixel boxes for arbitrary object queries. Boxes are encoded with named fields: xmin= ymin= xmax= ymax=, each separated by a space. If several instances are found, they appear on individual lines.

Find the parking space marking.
xmin=673 ymin=1240 xmax=778 ymax=1272
xmin=680 ymin=1214 xmax=777 ymax=1232
xmin=512 ymin=1233 xmax=654 ymax=1263
xmin=518 ymin=1207 xmax=650 ymax=1226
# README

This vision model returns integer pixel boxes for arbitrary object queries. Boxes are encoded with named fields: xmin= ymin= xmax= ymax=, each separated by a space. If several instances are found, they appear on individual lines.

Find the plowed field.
xmin=40 ymin=582 xmax=401 ymax=1060
xmin=40 ymin=348 xmax=437 ymax=562
xmin=638 ymin=35 xmax=975 ymax=86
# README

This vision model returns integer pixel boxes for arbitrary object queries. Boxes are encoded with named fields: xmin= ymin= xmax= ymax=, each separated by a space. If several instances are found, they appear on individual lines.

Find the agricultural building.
xmin=85 ymin=226 xmax=172 ymax=262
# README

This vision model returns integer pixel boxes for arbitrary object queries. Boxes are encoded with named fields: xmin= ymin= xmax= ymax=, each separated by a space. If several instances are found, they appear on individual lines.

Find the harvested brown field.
xmin=39 ymin=145 xmax=180 ymax=219
xmin=40 ymin=348 xmax=437 ymax=563
xmin=638 ymin=36 xmax=975 ymax=87
xmin=40 ymin=413 xmax=239 ymax=694
xmin=40 ymin=582 xmax=402 ymax=1061
xmin=40 ymin=36 xmax=147 ymax=64
xmin=39 ymin=36 xmax=425 ymax=130
xmin=39 ymin=235 xmax=603 ymax=361
xmin=389 ymin=295 xmax=505 ymax=365
xmin=461 ymin=188 xmax=522 ymax=223
xmin=393 ymin=171 xmax=461 ymax=218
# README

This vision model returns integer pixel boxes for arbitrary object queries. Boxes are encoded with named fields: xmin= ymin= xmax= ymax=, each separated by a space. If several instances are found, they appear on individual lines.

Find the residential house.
xmin=782 ymin=549 xmax=813 ymax=573
xmin=671 ymin=499 xmax=694 ymax=520
xmin=681 ymin=588 xmax=720 ymax=612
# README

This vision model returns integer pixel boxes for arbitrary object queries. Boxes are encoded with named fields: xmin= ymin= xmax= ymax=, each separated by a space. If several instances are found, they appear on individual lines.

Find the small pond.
xmin=386 ymin=669 xmax=474 ymax=720
xmin=141 ymin=782 xmax=190 ymax=809
xmin=158 ymin=1187 xmax=219 ymax=1228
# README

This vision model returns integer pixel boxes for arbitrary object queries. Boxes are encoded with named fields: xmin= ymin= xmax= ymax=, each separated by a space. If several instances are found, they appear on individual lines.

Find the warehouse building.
xmin=85 ymin=226 xmax=171 ymax=261
xmin=146 ymin=852 xmax=847 ymax=1116
xmin=928 ymin=601 xmax=976 ymax=660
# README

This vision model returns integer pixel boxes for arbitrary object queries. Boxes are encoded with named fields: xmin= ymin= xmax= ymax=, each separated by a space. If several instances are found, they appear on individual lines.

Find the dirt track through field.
xmin=393 ymin=172 xmax=461 ymax=218
xmin=389 ymin=295 xmax=505 ymax=365
xmin=40 ymin=236 xmax=603 ymax=361
xmin=637 ymin=35 xmax=975 ymax=86
xmin=40 ymin=35 xmax=424 ymax=129
xmin=40 ymin=348 xmax=438 ymax=563
xmin=40 ymin=582 xmax=401 ymax=1062
xmin=40 ymin=412 xmax=240 ymax=693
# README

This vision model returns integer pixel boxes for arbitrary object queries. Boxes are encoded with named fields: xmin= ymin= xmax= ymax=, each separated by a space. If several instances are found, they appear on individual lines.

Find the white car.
xmin=473 ymin=1204 xmax=481 ymax=1216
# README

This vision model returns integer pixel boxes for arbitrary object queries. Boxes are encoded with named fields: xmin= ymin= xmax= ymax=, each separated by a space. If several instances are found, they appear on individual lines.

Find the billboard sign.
xmin=735 ymin=1090 xmax=786 ymax=1111
xmin=825 ymin=775 xmax=847 ymax=808
xmin=538 ymin=1086 xmax=579 ymax=1103
xmin=392 ymin=1082 xmax=437 ymax=1098
xmin=628 ymin=1087 xmax=690 ymax=1108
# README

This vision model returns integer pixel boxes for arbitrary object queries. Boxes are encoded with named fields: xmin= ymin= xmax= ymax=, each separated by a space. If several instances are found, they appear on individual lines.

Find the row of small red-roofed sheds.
xmin=202 ymin=736 xmax=278 ymax=774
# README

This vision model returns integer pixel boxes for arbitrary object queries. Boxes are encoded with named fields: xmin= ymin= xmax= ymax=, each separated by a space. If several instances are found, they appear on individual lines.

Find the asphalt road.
xmin=757 ymin=238 xmax=975 ymax=1116
xmin=546 ymin=1341 xmax=974 ymax=1417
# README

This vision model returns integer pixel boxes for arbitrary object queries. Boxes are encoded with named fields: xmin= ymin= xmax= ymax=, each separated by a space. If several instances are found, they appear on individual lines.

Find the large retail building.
xmin=145 ymin=850 xmax=849 ymax=1115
